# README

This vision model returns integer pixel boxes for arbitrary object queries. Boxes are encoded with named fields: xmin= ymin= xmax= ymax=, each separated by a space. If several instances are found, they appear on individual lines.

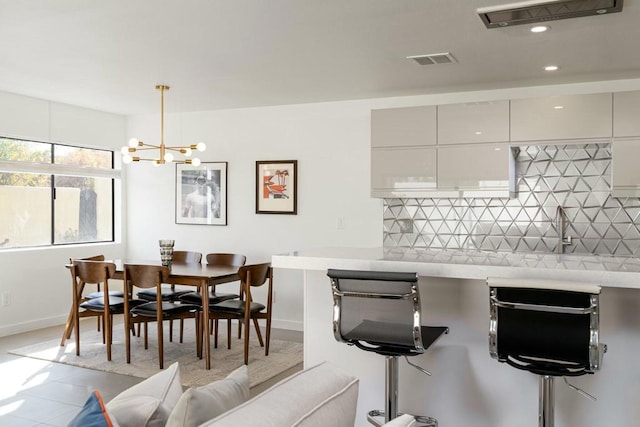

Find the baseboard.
xmin=0 ymin=314 xmax=68 ymax=338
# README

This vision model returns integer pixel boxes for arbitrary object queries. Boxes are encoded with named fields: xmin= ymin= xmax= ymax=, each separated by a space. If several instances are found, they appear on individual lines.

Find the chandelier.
xmin=121 ymin=85 xmax=206 ymax=166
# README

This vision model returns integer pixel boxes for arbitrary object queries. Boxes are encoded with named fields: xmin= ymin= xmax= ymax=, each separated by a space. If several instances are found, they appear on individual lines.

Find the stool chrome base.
xmin=367 ymin=410 xmax=438 ymax=427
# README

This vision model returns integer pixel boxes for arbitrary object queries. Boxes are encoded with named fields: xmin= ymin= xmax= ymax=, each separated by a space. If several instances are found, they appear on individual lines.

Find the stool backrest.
xmin=487 ymin=277 xmax=602 ymax=376
xmin=328 ymin=269 xmax=424 ymax=355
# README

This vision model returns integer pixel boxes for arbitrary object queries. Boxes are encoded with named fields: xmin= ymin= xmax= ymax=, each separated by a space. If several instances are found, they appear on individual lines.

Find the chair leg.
xmin=214 ymin=319 xmax=219 ymax=348
xmin=539 ymin=375 xmax=555 ymax=427
xmin=180 ymin=319 xmax=184 ymax=343
xmin=227 ymin=318 xmax=232 ymax=349
xmin=169 ymin=319 xmax=174 ymax=342
xmin=158 ymin=318 xmax=164 ymax=369
xmin=144 ymin=322 xmax=149 ymax=349
xmin=265 ymin=315 xmax=272 ymax=357
xmin=243 ymin=315 xmax=251 ymax=365
xmin=105 ymin=314 xmax=112 ymax=361
xmin=253 ymin=318 xmax=264 ymax=347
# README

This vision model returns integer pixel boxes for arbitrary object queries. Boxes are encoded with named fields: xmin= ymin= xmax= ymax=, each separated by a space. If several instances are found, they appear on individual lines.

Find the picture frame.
xmin=176 ymin=162 xmax=227 ymax=225
xmin=256 ymin=160 xmax=298 ymax=215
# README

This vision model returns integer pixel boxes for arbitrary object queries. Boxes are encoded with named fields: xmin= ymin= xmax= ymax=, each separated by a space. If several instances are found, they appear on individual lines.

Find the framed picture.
xmin=256 ymin=160 xmax=298 ymax=214
xmin=176 ymin=162 xmax=227 ymax=225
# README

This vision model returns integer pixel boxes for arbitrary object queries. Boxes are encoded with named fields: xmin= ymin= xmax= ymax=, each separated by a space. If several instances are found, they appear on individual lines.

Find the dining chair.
xmin=136 ymin=250 xmax=202 ymax=341
xmin=206 ymin=262 xmax=273 ymax=364
xmin=179 ymin=253 xmax=247 ymax=347
xmin=70 ymin=259 xmax=124 ymax=361
xmin=123 ymin=264 xmax=202 ymax=369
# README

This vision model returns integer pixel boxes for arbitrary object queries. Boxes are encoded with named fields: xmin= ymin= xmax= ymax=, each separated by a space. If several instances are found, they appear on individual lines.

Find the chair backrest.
xmin=124 ymin=264 xmax=169 ymax=290
xmin=327 ymin=269 xmax=424 ymax=355
xmin=238 ymin=263 xmax=271 ymax=287
xmin=487 ymin=277 xmax=602 ymax=376
xmin=72 ymin=259 xmax=116 ymax=284
xmin=172 ymin=251 xmax=202 ymax=264
xmin=206 ymin=253 xmax=247 ymax=267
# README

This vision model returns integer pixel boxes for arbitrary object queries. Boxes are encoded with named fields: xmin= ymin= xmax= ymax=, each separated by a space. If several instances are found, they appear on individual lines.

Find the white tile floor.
xmin=0 ymin=321 xmax=303 ymax=427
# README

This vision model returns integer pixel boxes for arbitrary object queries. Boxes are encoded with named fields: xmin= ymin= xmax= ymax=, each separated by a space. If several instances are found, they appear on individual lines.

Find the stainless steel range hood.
xmin=477 ymin=0 xmax=623 ymax=28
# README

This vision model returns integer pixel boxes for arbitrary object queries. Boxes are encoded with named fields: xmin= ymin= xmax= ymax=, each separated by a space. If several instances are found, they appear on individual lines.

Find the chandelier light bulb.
xmin=164 ymin=152 xmax=174 ymax=163
xmin=128 ymin=138 xmax=139 ymax=148
xmin=191 ymin=158 xmax=201 ymax=167
xmin=184 ymin=147 xmax=192 ymax=157
xmin=120 ymin=146 xmax=130 ymax=155
xmin=196 ymin=142 xmax=206 ymax=152
xmin=122 ymin=154 xmax=133 ymax=164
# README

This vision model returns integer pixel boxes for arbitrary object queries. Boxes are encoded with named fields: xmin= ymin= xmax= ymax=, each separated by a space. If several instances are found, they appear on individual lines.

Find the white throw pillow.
xmin=166 ymin=365 xmax=249 ymax=427
xmin=106 ymin=362 xmax=183 ymax=427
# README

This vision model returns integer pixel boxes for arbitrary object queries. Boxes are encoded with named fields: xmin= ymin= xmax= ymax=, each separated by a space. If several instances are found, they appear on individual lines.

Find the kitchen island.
xmin=272 ymin=247 xmax=640 ymax=427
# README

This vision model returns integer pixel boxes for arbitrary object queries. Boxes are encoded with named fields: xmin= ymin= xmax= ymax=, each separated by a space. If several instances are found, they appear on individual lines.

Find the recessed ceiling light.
xmin=531 ymin=25 xmax=549 ymax=33
xmin=475 ymin=131 xmax=483 ymax=135
xmin=554 ymin=105 xmax=564 ymax=109
xmin=544 ymin=65 xmax=559 ymax=71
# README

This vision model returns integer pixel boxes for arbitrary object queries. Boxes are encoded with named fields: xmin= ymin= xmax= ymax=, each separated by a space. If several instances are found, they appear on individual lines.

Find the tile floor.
xmin=0 ymin=321 xmax=303 ymax=427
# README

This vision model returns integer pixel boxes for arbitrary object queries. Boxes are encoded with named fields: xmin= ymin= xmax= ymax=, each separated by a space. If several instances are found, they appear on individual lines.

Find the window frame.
xmin=0 ymin=137 xmax=120 ymax=249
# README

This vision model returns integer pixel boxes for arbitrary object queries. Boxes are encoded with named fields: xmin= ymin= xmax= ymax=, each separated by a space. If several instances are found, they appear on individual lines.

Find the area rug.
xmin=9 ymin=322 xmax=303 ymax=389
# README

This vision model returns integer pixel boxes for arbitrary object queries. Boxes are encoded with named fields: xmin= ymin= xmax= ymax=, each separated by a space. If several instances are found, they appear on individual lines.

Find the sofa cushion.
xmin=199 ymin=361 xmax=358 ymax=427
xmin=68 ymin=391 xmax=120 ymax=427
xmin=166 ymin=365 xmax=249 ymax=427
xmin=106 ymin=362 xmax=183 ymax=427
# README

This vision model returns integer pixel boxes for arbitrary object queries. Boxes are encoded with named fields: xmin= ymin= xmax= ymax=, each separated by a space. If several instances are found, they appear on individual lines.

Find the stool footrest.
xmin=367 ymin=410 xmax=438 ymax=427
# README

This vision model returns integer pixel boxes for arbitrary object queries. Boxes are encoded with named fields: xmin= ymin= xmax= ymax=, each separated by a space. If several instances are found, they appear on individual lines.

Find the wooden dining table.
xmin=61 ymin=259 xmax=240 ymax=370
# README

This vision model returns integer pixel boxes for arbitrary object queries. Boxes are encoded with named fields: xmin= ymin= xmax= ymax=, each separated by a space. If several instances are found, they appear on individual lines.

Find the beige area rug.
xmin=9 ymin=322 xmax=303 ymax=389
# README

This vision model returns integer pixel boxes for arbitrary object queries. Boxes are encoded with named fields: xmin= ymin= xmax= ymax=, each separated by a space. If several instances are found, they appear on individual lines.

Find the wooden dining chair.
xmin=123 ymin=264 xmax=202 ymax=369
xmin=207 ymin=262 xmax=273 ymax=364
xmin=179 ymin=253 xmax=247 ymax=347
xmin=70 ymin=259 xmax=124 ymax=361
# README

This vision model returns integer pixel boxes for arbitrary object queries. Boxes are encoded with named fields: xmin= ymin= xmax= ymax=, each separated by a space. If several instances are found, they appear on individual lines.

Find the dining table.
xmin=61 ymin=259 xmax=240 ymax=370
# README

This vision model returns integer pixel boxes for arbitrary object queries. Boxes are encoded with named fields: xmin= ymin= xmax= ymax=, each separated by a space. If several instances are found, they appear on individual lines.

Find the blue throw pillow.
xmin=68 ymin=391 xmax=118 ymax=427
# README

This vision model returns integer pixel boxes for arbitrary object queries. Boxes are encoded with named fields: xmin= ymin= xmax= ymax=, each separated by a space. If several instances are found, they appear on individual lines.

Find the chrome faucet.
xmin=555 ymin=206 xmax=572 ymax=254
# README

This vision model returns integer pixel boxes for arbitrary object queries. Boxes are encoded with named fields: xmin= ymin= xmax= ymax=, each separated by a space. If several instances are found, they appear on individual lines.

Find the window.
xmin=0 ymin=137 xmax=118 ymax=249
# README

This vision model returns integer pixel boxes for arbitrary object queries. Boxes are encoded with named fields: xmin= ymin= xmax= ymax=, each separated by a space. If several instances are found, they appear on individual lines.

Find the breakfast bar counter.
xmin=273 ymin=247 xmax=640 ymax=427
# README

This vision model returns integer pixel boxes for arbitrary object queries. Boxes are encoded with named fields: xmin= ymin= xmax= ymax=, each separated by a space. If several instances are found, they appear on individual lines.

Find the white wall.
xmin=0 ymin=91 xmax=126 ymax=337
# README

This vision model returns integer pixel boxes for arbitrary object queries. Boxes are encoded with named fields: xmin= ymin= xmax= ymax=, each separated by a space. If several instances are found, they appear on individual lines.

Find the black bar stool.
xmin=487 ymin=277 xmax=607 ymax=427
xmin=328 ymin=269 xmax=448 ymax=427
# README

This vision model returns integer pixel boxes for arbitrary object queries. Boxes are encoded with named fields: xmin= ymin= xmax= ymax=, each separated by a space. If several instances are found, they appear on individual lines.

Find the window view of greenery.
xmin=0 ymin=137 xmax=114 ymax=249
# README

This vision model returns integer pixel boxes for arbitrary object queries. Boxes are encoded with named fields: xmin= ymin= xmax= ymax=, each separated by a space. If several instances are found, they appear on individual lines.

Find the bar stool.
xmin=328 ymin=269 xmax=448 ymax=427
xmin=487 ymin=277 xmax=607 ymax=427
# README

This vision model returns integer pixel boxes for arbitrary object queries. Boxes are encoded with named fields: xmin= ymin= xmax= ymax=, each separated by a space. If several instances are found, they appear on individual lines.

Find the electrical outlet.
xmin=1 ymin=292 xmax=10 ymax=307
xmin=337 ymin=216 xmax=345 ymax=230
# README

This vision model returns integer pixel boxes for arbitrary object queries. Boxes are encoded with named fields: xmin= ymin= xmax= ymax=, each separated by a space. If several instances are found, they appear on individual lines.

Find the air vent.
xmin=407 ymin=53 xmax=457 ymax=66
xmin=478 ymin=0 xmax=623 ymax=29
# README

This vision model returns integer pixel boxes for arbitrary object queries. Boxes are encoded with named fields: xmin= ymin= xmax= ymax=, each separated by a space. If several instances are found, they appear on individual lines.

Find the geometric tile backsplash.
xmin=383 ymin=143 xmax=640 ymax=256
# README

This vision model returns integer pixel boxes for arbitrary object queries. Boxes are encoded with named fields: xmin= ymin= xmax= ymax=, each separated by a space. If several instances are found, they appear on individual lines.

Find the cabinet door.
xmin=438 ymin=100 xmax=509 ymax=144
xmin=613 ymin=91 xmax=640 ymax=137
xmin=612 ymin=139 xmax=640 ymax=197
xmin=437 ymin=144 xmax=514 ymax=195
xmin=371 ymin=106 xmax=437 ymax=148
xmin=510 ymin=93 xmax=612 ymax=142
xmin=371 ymin=147 xmax=437 ymax=197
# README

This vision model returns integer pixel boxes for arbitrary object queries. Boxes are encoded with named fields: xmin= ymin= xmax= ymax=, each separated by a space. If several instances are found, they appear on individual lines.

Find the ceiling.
xmin=0 ymin=0 xmax=638 ymax=115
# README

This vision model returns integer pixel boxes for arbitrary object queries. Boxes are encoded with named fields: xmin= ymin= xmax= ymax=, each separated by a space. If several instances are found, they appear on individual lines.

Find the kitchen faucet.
xmin=555 ymin=206 xmax=572 ymax=254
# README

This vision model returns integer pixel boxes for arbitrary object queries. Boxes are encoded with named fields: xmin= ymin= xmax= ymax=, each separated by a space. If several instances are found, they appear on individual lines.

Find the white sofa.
xmin=68 ymin=360 xmax=417 ymax=427
xmin=201 ymin=361 xmax=359 ymax=426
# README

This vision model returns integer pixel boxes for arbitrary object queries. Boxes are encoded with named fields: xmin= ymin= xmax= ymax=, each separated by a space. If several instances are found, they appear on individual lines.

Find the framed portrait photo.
xmin=176 ymin=162 xmax=227 ymax=225
xmin=256 ymin=160 xmax=297 ymax=215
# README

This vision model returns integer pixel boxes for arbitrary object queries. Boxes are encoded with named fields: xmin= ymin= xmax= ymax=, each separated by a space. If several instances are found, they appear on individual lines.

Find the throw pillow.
xmin=166 ymin=365 xmax=250 ymax=427
xmin=68 ymin=391 xmax=120 ymax=427
xmin=106 ymin=361 xmax=183 ymax=427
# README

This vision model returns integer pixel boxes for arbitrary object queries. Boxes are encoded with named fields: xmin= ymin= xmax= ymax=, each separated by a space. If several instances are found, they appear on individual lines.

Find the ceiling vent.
xmin=477 ymin=0 xmax=623 ymax=28
xmin=407 ymin=53 xmax=457 ymax=66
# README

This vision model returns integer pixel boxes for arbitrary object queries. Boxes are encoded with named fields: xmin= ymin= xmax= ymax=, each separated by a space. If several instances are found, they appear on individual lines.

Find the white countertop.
xmin=272 ymin=247 xmax=640 ymax=289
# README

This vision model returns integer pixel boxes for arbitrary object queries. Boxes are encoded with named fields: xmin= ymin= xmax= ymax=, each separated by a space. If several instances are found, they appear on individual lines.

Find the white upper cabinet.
xmin=371 ymin=106 xmax=437 ymax=148
xmin=613 ymin=90 xmax=640 ymax=138
xmin=371 ymin=147 xmax=437 ymax=198
xmin=437 ymin=100 xmax=509 ymax=144
xmin=437 ymin=144 xmax=515 ymax=197
xmin=612 ymin=139 xmax=640 ymax=197
xmin=510 ymin=93 xmax=612 ymax=142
